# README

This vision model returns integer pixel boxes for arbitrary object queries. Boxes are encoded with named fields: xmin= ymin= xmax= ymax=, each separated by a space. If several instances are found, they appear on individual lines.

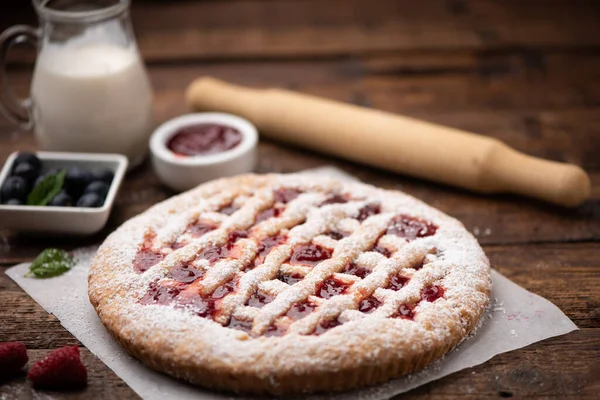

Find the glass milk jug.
xmin=0 ymin=0 xmax=154 ymax=166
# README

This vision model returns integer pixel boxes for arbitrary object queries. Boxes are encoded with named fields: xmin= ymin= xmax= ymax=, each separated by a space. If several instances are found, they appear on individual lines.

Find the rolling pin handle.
xmin=483 ymin=145 xmax=591 ymax=207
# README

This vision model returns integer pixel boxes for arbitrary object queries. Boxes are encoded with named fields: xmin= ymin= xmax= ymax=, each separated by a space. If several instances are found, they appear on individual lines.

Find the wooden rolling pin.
xmin=186 ymin=77 xmax=591 ymax=207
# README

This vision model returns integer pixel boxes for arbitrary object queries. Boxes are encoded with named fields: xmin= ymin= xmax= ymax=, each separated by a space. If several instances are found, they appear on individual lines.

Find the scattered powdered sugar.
xmin=72 ymin=246 xmax=99 ymax=269
xmin=472 ymin=227 xmax=492 ymax=237
xmin=492 ymin=297 xmax=507 ymax=314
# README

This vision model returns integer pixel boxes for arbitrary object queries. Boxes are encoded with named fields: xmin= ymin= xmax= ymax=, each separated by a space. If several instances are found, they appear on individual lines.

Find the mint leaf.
xmin=25 ymin=248 xmax=74 ymax=278
xmin=27 ymin=169 xmax=66 ymax=206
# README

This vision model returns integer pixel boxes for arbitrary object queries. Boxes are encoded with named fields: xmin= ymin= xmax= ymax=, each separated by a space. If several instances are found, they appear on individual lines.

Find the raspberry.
xmin=28 ymin=346 xmax=87 ymax=389
xmin=0 ymin=342 xmax=28 ymax=374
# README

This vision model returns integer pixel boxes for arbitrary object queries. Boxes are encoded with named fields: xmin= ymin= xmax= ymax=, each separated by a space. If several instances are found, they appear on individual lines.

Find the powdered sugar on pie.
xmin=88 ymin=173 xmax=491 ymax=395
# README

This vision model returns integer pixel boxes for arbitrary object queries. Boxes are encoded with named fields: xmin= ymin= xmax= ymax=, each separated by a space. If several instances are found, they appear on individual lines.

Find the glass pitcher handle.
xmin=0 ymin=25 xmax=39 ymax=131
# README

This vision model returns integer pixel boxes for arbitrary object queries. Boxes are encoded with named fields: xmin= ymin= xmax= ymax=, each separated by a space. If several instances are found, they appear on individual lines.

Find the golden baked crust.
xmin=88 ymin=173 xmax=491 ymax=395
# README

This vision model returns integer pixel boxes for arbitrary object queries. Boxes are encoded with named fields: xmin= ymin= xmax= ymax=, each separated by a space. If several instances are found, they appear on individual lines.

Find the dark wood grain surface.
xmin=1 ymin=1 xmax=599 ymax=398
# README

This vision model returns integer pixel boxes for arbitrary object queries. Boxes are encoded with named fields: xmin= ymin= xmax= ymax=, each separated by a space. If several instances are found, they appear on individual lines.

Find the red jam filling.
xmin=314 ymin=318 xmax=342 ymax=335
xmin=321 ymin=194 xmax=349 ymax=205
xmin=256 ymin=207 xmax=284 ymax=223
xmin=133 ymin=249 xmax=164 ymax=273
xmin=133 ymin=232 xmax=164 ymax=273
xmin=245 ymin=290 xmax=275 ymax=308
xmin=255 ymin=235 xmax=287 ymax=265
xmin=391 ymin=303 xmax=415 ymax=320
xmin=139 ymin=282 xmax=182 ymax=306
xmin=169 ymin=264 xmax=204 ymax=283
xmin=277 ymin=272 xmax=303 ymax=285
xmin=325 ymin=230 xmax=348 ymax=240
xmin=166 ymin=123 xmax=242 ymax=156
xmin=359 ymin=296 xmax=381 ymax=313
xmin=372 ymin=244 xmax=391 ymax=257
xmin=289 ymin=244 xmax=332 ymax=266
xmin=357 ymin=204 xmax=381 ymax=222
xmin=421 ymin=285 xmax=444 ymax=302
xmin=342 ymin=262 xmax=371 ymax=279
xmin=225 ymin=316 xmax=253 ymax=333
xmin=227 ymin=230 xmax=249 ymax=247
xmin=274 ymin=188 xmax=301 ymax=204
xmin=317 ymin=277 xmax=351 ymax=299
xmin=187 ymin=220 xmax=216 ymax=238
xmin=264 ymin=323 xmax=287 ymax=337
xmin=286 ymin=300 xmax=317 ymax=320
xmin=387 ymin=274 xmax=410 ymax=291
xmin=197 ymin=245 xmax=232 ymax=264
xmin=170 ymin=241 xmax=186 ymax=250
xmin=219 ymin=204 xmax=239 ymax=215
xmin=387 ymin=215 xmax=437 ymax=240
xmin=212 ymin=279 xmax=238 ymax=299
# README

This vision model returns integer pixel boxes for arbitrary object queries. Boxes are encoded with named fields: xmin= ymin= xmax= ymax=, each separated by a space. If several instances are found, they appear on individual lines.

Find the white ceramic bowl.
xmin=0 ymin=151 xmax=128 ymax=235
xmin=150 ymin=113 xmax=258 ymax=192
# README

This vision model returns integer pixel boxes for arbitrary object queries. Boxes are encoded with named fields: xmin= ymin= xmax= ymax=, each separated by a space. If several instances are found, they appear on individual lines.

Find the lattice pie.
xmin=89 ymin=174 xmax=491 ymax=395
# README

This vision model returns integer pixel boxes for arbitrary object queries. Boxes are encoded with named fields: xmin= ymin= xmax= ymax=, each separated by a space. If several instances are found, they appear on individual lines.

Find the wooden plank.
xmin=485 ymin=243 xmax=600 ymax=329
xmin=0 ymin=349 xmax=138 ymax=399
xmin=1 ymin=242 xmax=598 ymax=398
xmin=404 ymin=329 xmax=600 ymax=399
xmin=2 ymin=0 xmax=600 ymax=63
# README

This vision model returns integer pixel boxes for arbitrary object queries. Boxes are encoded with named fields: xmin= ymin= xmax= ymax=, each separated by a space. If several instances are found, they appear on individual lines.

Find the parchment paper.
xmin=6 ymin=167 xmax=578 ymax=399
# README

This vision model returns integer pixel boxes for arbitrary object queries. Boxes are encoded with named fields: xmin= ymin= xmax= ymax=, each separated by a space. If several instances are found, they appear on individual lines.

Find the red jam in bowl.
xmin=166 ymin=123 xmax=242 ymax=156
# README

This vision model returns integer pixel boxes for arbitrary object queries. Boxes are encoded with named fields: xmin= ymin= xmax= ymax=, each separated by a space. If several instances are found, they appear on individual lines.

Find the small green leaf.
xmin=27 ymin=169 xmax=66 ymax=206
xmin=25 ymin=248 xmax=74 ymax=278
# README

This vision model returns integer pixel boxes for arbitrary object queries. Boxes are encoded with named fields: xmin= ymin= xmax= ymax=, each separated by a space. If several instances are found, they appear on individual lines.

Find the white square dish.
xmin=0 ymin=151 xmax=128 ymax=235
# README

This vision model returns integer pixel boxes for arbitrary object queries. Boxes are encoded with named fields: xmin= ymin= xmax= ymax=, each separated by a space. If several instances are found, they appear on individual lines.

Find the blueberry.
xmin=48 ymin=191 xmax=73 ymax=207
xmin=4 ymin=198 xmax=22 ymax=205
xmin=45 ymin=168 xmax=61 ymax=176
xmin=33 ymin=168 xmax=62 ymax=189
xmin=33 ymin=175 xmax=46 ymax=189
xmin=13 ymin=152 xmax=41 ymax=171
xmin=1 ymin=176 xmax=29 ymax=202
xmin=84 ymin=181 xmax=110 ymax=198
xmin=90 ymin=169 xmax=114 ymax=184
xmin=12 ymin=161 xmax=40 ymax=182
xmin=76 ymin=192 xmax=104 ymax=208
xmin=64 ymin=166 xmax=92 ymax=198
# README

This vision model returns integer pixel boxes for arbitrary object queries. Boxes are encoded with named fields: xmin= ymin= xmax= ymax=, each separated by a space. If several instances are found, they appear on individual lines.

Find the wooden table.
xmin=1 ymin=1 xmax=599 ymax=398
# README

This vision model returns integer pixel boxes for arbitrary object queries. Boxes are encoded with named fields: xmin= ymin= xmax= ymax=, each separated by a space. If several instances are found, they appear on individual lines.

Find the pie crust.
xmin=88 ymin=173 xmax=491 ymax=395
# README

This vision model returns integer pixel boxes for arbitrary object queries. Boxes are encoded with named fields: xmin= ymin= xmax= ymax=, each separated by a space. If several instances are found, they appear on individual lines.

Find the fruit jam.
xmin=387 ymin=215 xmax=437 ymax=240
xmin=166 ymin=123 xmax=242 ymax=156
xmin=289 ymin=244 xmax=332 ymax=266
